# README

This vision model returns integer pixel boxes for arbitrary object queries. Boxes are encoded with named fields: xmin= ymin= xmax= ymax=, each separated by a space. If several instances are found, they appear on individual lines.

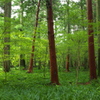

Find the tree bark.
xmin=3 ymin=0 xmax=11 ymax=72
xmin=87 ymin=0 xmax=97 ymax=80
xmin=27 ymin=0 xmax=41 ymax=73
xmin=46 ymin=0 xmax=60 ymax=85
xmin=96 ymin=0 xmax=100 ymax=76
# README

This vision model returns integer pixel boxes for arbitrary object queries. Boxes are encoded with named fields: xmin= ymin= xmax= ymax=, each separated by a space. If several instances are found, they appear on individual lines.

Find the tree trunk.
xmin=66 ymin=0 xmax=70 ymax=72
xmin=20 ymin=54 xmax=26 ymax=68
xmin=96 ymin=0 xmax=100 ymax=76
xmin=3 ymin=0 xmax=11 ymax=72
xmin=19 ymin=0 xmax=26 ymax=69
xmin=66 ymin=54 xmax=70 ymax=71
xmin=80 ymin=0 xmax=85 ymax=30
xmin=46 ymin=0 xmax=60 ymax=85
xmin=87 ymin=0 xmax=97 ymax=80
xmin=27 ymin=0 xmax=41 ymax=73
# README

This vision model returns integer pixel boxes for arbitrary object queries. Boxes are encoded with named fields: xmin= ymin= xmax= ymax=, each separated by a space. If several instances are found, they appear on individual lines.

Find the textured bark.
xmin=27 ymin=0 xmax=41 ymax=73
xmin=3 ymin=0 xmax=11 ymax=72
xmin=46 ymin=0 xmax=59 ymax=85
xmin=96 ymin=0 xmax=100 ymax=76
xmin=87 ymin=0 xmax=97 ymax=80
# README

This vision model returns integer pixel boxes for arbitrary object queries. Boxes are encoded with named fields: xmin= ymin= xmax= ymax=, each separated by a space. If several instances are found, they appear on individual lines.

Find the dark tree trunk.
xmin=96 ymin=0 xmax=100 ymax=76
xmin=3 ymin=0 xmax=11 ymax=72
xmin=66 ymin=54 xmax=70 ymax=72
xmin=46 ymin=0 xmax=60 ymax=85
xmin=87 ymin=0 xmax=97 ymax=80
xmin=27 ymin=0 xmax=41 ymax=73
xmin=20 ymin=54 xmax=26 ymax=68
xmin=19 ymin=0 xmax=26 ymax=69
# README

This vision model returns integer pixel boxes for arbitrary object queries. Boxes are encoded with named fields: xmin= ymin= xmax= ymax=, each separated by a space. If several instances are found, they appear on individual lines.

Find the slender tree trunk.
xmin=3 ymin=0 xmax=11 ymax=72
xmin=19 ymin=0 xmax=26 ymax=69
xmin=46 ymin=0 xmax=59 ymax=85
xmin=80 ymin=0 xmax=85 ymax=30
xmin=27 ymin=0 xmax=41 ymax=73
xmin=87 ymin=0 xmax=97 ymax=80
xmin=76 ymin=44 xmax=81 ymax=83
xmin=66 ymin=0 xmax=70 ymax=72
xmin=96 ymin=0 xmax=100 ymax=76
xmin=66 ymin=54 xmax=70 ymax=71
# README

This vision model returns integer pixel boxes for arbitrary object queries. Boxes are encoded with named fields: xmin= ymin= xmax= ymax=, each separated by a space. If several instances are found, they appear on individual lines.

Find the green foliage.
xmin=0 ymin=0 xmax=98 ymax=70
xmin=0 ymin=69 xmax=100 ymax=100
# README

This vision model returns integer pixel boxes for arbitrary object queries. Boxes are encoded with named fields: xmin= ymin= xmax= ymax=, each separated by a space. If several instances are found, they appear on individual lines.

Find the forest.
xmin=0 ymin=0 xmax=100 ymax=99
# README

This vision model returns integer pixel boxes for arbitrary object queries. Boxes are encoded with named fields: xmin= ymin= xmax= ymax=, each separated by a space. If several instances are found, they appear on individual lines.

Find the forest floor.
xmin=0 ymin=68 xmax=100 ymax=100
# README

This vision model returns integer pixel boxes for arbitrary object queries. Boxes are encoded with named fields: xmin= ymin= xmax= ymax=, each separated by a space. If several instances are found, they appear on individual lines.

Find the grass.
xmin=0 ymin=68 xmax=100 ymax=100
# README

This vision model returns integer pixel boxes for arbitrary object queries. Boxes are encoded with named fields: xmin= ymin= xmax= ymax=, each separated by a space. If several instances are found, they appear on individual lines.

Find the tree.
xmin=27 ymin=0 xmax=41 ymax=73
xmin=19 ymin=0 xmax=26 ymax=69
xmin=96 ymin=0 xmax=100 ymax=76
xmin=46 ymin=0 xmax=59 ymax=85
xmin=66 ymin=0 xmax=70 ymax=72
xmin=3 ymin=0 xmax=11 ymax=72
xmin=87 ymin=0 xmax=97 ymax=80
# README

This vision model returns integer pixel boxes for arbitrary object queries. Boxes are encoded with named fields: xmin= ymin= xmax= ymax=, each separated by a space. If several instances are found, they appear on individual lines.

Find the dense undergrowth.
xmin=0 ymin=68 xmax=100 ymax=100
